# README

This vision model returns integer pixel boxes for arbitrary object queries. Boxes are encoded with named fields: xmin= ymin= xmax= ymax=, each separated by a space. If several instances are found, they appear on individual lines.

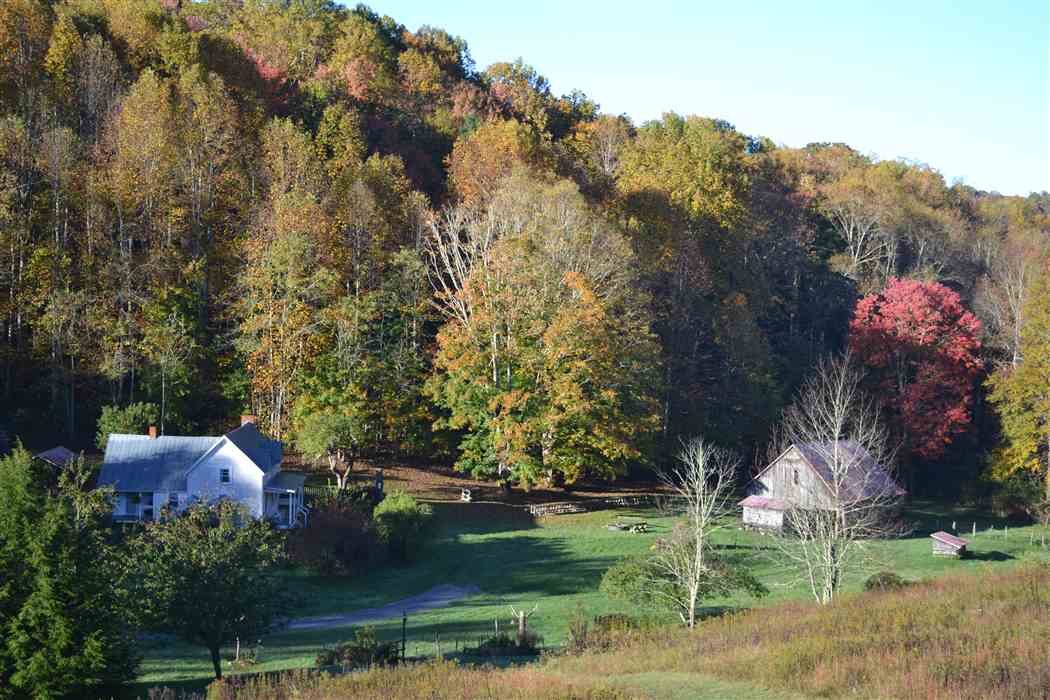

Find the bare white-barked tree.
xmin=773 ymin=354 xmax=904 ymax=605
xmin=654 ymin=437 xmax=739 ymax=628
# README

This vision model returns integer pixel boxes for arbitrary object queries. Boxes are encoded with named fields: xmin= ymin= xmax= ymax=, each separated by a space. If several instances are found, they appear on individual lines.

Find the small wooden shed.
xmin=739 ymin=495 xmax=790 ymax=530
xmin=930 ymin=531 xmax=969 ymax=558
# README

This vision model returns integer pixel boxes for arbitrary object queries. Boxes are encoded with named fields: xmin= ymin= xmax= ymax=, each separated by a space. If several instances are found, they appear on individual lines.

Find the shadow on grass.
xmin=428 ymin=501 xmax=538 ymax=535
xmin=714 ymin=543 xmax=778 ymax=553
xmin=969 ymin=550 xmax=1015 ymax=562
xmin=437 ymin=532 xmax=620 ymax=597
xmin=902 ymin=499 xmax=1031 ymax=536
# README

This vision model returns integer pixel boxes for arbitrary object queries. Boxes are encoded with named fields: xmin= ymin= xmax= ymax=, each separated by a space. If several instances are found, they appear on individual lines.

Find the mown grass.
xmin=136 ymin=498 xmax=1050 ymax=693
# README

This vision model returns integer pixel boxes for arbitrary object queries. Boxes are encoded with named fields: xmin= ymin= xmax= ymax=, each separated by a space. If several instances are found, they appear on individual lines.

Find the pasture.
xmin=135 ymin=495 xmax=1047 ymax=695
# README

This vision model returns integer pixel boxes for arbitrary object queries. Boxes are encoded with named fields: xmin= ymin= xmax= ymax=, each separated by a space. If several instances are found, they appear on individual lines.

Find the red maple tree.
xmin=849 ymin=277 xmax=983 ymax=460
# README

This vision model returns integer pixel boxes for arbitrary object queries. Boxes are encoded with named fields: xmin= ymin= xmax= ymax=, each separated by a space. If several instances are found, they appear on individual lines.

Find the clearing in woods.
xmin=135 ymin=466 xmax=1048 ymax=694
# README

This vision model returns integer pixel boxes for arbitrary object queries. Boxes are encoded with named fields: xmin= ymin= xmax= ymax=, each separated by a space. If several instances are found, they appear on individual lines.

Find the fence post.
xmin=401 ymin=611 xmax=407 ymax=662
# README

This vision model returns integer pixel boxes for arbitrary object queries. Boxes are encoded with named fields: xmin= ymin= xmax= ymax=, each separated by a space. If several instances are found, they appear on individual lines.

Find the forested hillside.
xmin=2 ymin=0 xmax=1047 ymax=497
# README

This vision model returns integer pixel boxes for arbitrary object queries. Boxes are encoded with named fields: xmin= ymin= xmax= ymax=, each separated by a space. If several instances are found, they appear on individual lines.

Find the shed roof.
xmin=739 ymin=495 xmax=790 ymax=510
xmin=99 ymin=435 xmax=220 ymax=492
xmin=930 ymin=531 xmax=969 ymax=548
xmin=35 ymin=446 xmax=76 ymax=467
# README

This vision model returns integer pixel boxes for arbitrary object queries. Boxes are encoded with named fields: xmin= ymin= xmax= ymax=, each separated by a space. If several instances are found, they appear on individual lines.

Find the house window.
xmin=220 ymin=468 xmax=231 ymax=483
xmin=793 ymin=469 xmax=799 ymax=486
xmin=168 ymin=493 xmax=179 ymax=508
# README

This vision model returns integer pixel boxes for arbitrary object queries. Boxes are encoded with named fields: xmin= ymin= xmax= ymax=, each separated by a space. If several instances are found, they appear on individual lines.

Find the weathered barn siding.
xmin=750 ymin=447 xmax=835 ymax=510
xmin=743 ymin=506 xmax=783 ymax=529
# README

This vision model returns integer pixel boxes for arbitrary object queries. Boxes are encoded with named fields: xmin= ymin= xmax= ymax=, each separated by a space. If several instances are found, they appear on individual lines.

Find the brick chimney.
xmin=240 ymin=414 xmax=257 ymax=426
xmin=148 ymin=426 xmax=158 ymax=439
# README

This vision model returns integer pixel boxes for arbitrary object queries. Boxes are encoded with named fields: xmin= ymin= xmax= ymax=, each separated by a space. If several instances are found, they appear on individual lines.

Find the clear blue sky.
xmin=366 ymin=0 xmax=1049 ymax=196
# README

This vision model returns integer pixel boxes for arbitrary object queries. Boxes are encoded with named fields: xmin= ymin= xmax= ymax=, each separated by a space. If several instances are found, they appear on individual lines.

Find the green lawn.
xmin=135 ymin=498 xmax=1049 ymax=695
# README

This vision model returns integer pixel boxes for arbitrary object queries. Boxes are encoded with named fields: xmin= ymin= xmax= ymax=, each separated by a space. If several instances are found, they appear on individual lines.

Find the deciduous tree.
xmin=131 ymin=500 xmax=289 ymax=679
xmin=849 ymin=277 xmax=982 ymax=462
xmin=988 ymin=271 xmax=1050 ymax=498
xmin=427 ymin=173 xmax=660 ymax=487
xmin=295 ymin=410 xmax=369 ymax=490
xmin=771 ymin=355 xmax=903 ymax=605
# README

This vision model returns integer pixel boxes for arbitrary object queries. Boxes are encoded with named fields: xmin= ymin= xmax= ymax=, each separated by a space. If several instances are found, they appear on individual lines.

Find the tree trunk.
xmin=210 ymin=644 xmax=222 ymax=679
xmin=1044 ymin=435 xmax=1050 ymax=501
xmin=329 ymin=454 xmax=349 ymax=490
xmin=161 ymin=367 xmax=166 ymax=435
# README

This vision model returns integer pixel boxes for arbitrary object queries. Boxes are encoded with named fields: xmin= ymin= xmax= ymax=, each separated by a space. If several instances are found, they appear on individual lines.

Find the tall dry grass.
xmin=199 ymin=660 xmax=634 ymax=700
xmin=552 ymin=563 xmax=1050 ymax=699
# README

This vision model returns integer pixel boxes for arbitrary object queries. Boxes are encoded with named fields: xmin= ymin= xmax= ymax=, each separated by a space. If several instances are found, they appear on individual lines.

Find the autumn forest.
xmin=2 ymin=0 xmax=1048 ymax=502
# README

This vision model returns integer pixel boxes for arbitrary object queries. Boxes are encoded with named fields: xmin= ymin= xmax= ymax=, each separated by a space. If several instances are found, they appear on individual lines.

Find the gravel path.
xmin=286 ymin=584 xmax=482 ymax=631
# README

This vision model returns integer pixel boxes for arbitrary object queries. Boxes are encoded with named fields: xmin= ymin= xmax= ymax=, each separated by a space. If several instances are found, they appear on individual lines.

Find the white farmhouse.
xmin=98 ymin=416 xmax=307 ymax=527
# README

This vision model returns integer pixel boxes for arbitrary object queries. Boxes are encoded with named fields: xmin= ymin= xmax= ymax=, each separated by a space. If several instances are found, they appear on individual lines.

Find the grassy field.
xmin=135 ymin=497 xmax=1049 ymax=696
xmin=147 ymin=563 xmax=1050 ymax=699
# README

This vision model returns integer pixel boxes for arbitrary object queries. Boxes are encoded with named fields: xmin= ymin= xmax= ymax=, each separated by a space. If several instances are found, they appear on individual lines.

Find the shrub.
xmin=96 ymin=402 xmax=159 ymax=449
xmin=598 ymin=556 xmax=653 ymax=605
xmin=312 ymin=483 xmax=381 ymax=514
xmin=864 ymin=571 xmax=909 ymax=592
xmin=990 ymin=470 xmax=1042 ymax=521
xmin=600 ymin=552 xmax=765 ymax=620
xmin=592 ymin=613 xmax=636 ymax=634
xmin=315 ymin=626 xmax=400 ymax=669
xmin=286 ymin=499 xmax=377 ymax=576
xmin=464 ymin=631 xmax=542 ymax=657
xmin=567 ymin=603 xmax=589 ymax=654
xmin=567 ymin=606 xmax=639 ymax=655
xmin=373 ymin=490 xmax=431 ymax=562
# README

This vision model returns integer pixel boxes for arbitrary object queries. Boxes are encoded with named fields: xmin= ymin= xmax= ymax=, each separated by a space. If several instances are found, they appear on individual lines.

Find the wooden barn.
xmin=740 ymin=441 xmax=906 ymax=531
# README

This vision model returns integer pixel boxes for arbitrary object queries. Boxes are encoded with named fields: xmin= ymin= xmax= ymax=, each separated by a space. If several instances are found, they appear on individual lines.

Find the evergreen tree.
xmin=0 ymin=450 xmax=138 ymax=699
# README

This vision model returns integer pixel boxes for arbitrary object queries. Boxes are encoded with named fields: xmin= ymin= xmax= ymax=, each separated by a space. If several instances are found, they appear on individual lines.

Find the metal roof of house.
xmin=794 ymin=441 xmax=907 ymax=502
xmin=226 ymin=423 xmax=282 ymax=472
xmin=99 ymin=434 xmax=220 ymax=492
xmin=34 ymin=446 xmax=76 ymax=467
xmin=98 ymin=422 xmax=284 ymax=493
xmin=930 ymin=531 xmax=969 ymax=548
xmin=265 ymin=471 xmax=306 ymax=492
xmin=738 ymin=495 xmax=790 ymax=510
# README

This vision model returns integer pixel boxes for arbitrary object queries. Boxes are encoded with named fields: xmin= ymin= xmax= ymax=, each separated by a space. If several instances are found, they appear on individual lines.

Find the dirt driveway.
xmin=286 ymin=584 xmax=482 ymax=631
